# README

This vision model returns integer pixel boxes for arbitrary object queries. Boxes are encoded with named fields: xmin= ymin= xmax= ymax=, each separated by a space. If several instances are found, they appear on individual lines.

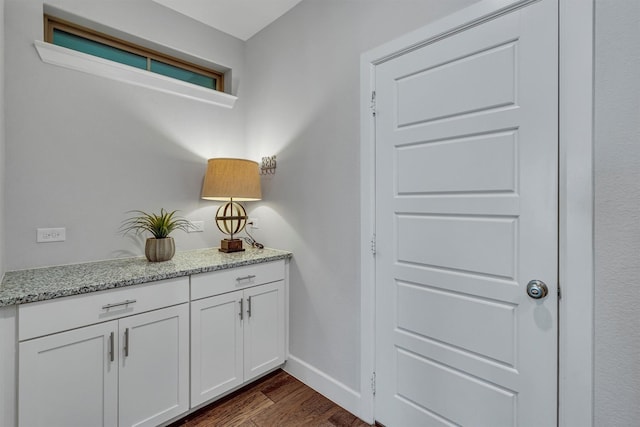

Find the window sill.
xmin=34 ymin=40 xmax=237 ymax=109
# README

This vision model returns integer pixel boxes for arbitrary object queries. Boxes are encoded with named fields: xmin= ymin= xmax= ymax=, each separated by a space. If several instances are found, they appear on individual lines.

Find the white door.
xmin=19 ymin=321 xmax=118 ymax=427
xmin=244 ymin=281 xmax=286 ymax=381
xmin=374 ymin=1 xmax=558 ymax=426
xmin=191 ymin=290 xmax=244 ymax=407
xmin=119 ymin=304 xmax=189 ymax=427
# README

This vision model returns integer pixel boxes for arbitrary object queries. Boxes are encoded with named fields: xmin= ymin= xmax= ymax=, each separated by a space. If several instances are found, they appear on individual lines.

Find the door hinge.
xmin=370 ymin=233 xmax=376 ymax=255
xmin=558 ymin=284 xmax=561 ymax=299
xmin=370 ymin=90 xmax=376 ymax=117
xmin=371 ymin=371 xmax=376 ymax=395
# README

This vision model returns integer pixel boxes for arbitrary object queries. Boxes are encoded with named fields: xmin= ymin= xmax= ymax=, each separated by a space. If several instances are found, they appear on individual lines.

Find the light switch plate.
xmin=37 ymin=228 xmax=66 ymax=243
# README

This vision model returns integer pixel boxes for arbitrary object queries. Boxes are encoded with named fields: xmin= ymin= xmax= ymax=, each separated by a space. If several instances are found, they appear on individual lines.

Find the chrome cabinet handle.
xmin=102 ymin=299 xmax=137 ymax=310
xmin=239 ymin=299 xmax=244 ymax=321
xmin=109 ymin=332 xmax=115 ymax=362
xmin=124 ymin=328 xmax=130 ymax=357
xmin=247 ymin=296 xmax=252 ymax=318
xmin=236 ymin=275 xmax=256 ymax=282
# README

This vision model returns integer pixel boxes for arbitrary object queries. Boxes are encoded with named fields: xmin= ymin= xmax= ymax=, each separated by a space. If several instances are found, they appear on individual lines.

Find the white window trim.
xmin=34 ymin=40 xmax=237 ymax=109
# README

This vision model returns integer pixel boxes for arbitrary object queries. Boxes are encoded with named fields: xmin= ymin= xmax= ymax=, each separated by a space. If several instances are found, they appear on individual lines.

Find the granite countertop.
xmin=0 ymin=247 xmax=292 ymax=307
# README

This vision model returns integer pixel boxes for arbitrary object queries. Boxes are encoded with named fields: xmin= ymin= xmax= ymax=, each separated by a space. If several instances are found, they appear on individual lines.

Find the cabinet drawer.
xmin=191 ymin=260 xmax=285 ymax=300
xmin=19 ymin=276 xmax=189 ymax=341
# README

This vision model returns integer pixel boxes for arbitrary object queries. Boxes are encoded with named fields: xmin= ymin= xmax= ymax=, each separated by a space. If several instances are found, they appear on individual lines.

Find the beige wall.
xmin=594 ymin=0 xmax=640 ymax=424
xmin=0 ymin=0 xmax=5 ymax=277
xmin=4 ymin=0 xmax=247 ymax=270
xmin=0 ymin=0 xmax=6 ymax=277
xmin=6 ymin=0 xmax=640 ymax=422
xmin=245 ymin=0 xmax=481 ymax=394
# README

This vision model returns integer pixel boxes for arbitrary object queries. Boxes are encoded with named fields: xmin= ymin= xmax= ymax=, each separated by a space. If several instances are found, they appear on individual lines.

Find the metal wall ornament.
xmin=260 ymin=155 xmax=277 ymax=175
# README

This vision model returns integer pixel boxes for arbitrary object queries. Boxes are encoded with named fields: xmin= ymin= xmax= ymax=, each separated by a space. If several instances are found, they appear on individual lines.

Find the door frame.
xmin=359 ymin=0 xmax=594 ymax=425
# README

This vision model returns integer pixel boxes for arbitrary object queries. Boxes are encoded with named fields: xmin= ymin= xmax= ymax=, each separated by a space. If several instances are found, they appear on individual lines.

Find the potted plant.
xmin=120 ymin=209 xmax=192 ymax=262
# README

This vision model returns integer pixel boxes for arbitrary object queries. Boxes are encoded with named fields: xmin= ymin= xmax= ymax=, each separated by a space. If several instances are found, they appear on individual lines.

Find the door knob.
xmin=527 ymin=280 xmax=548 ymax=299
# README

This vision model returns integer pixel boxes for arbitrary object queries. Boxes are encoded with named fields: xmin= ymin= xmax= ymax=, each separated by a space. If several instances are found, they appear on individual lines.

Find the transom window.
xmin=44 ymin=15 xmax=224 ymax=92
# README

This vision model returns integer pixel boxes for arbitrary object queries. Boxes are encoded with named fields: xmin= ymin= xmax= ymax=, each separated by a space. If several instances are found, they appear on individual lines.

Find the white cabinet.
xmin=12 ymin=258 xmax=289 ymax=427
xmin=118 ymin=304 xmax=189 ymax=427
xmin=243 ymin=282 xmax=285 ymax=381
xmin=190 ymin=261 xmax=286 ymax=407
xmin=191 ymin=291 xmax=244 ymax=404
xmin=19 ymin=321 xmax=118 ymax=427
xmin=18 ymin=277 xmax=189 ymax=427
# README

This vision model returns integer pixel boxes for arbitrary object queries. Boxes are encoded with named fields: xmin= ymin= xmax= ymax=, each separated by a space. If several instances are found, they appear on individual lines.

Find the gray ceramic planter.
xmin=145 ymin=237 xmax=175 ymax=262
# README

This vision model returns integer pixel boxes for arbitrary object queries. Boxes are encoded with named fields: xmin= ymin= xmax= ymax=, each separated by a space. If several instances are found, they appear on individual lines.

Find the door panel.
xmin=396 ymin=131 xmax=517 ymax=194
xmin=374 ymin=1 xmax=558 ymax=425
xmin=244 ymin=281 xmax=285 ymax=381
xmin=119 ymin=304 xmax=189 ymax=427
xmin=397 ymin=215 xmax=517 ymax=278
xmin=397 ymin=282 xmax=516 ymax=365
xmin=190 ymin=291 xmax=244 ymax=406
xmin=396 ymin=41 xmax=517 ymax=126
xmin=396 ymin=349 xmax=516 ymax=427
xmin=18 ymin=321 xmax=118 ymax=427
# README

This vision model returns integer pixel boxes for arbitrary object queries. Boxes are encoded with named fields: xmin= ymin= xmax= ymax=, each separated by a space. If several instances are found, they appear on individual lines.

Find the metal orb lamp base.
xmin=215 ymin=200 xmax=247 ymax=253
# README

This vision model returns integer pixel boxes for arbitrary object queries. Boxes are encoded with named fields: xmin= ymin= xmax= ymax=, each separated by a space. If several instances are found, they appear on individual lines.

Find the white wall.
xmin=0 ymin=0 xmax=5 ymax=278
xmin=594 ymin=0 xmax=640 ymax=424
xmin=0 ymin=2 xmax=11 ymax=425
xmin=5 ymin=0 xmax=247 ymax=270
xmin=244 ymin=0 xmax=481 ymax=404
xmin=9 ymin=0 xmax=640 ymax=423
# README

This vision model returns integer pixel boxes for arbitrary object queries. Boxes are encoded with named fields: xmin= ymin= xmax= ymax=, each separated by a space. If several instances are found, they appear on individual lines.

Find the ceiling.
xmin=152 ymin=0 xmax=304 ymax=41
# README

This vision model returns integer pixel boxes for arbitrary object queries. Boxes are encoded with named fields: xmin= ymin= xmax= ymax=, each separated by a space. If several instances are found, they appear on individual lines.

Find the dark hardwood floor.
xmin=170 ymin=370 xmax=372 ymax=427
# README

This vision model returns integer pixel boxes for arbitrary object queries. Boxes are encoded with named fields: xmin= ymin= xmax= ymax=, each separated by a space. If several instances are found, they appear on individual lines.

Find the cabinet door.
xmin=190 ymin=290 xmax=244 ymax=407
xmin=19 ymin=321 xmax=118 ymax=427
xmin=118 ymin=304 xmax=189 ymax=427
xmin=244 ymin=281 xmax=285 ymax=381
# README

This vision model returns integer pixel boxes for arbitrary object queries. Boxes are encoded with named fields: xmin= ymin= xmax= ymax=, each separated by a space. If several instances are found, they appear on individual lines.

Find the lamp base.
xmin=219 ymin=238 xmax=245 ymax=253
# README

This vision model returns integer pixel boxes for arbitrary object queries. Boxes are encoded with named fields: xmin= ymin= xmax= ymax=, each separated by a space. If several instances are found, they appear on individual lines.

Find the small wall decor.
xmin=260 ymin=155 xmax=277 ymax=175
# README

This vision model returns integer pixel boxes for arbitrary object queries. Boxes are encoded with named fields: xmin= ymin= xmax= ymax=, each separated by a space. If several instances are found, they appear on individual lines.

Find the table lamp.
xmin=201 ymin=158 xmax=262 ymax=252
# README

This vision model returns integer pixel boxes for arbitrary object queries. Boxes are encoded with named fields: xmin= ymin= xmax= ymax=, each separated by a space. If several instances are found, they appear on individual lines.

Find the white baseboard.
xmin=284 ymin=354 xmax=365 ymax=421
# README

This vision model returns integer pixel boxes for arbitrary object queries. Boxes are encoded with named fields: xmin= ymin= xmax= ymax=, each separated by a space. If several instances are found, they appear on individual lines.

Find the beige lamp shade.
xmin=201 ymin=158 xmax=262 ymax=201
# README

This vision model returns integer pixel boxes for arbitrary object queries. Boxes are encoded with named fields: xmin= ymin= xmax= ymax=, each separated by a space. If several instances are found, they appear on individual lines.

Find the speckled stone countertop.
xmin=0 ymin=247 xmax=292 ymax=307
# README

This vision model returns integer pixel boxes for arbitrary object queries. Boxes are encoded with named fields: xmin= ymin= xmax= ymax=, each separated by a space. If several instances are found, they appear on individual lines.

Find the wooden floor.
xmin=171 ymin=370 xmax=372 ymax=427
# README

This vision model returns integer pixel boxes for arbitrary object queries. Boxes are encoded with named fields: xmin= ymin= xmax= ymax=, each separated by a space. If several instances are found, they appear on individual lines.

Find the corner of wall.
xmin=0 ymin=1 xmax=11 ymax=422
xmin=284 ymin=355 xmax=364 ymax=421
xmin=0 ymin=0 xmax=6 ymax=279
